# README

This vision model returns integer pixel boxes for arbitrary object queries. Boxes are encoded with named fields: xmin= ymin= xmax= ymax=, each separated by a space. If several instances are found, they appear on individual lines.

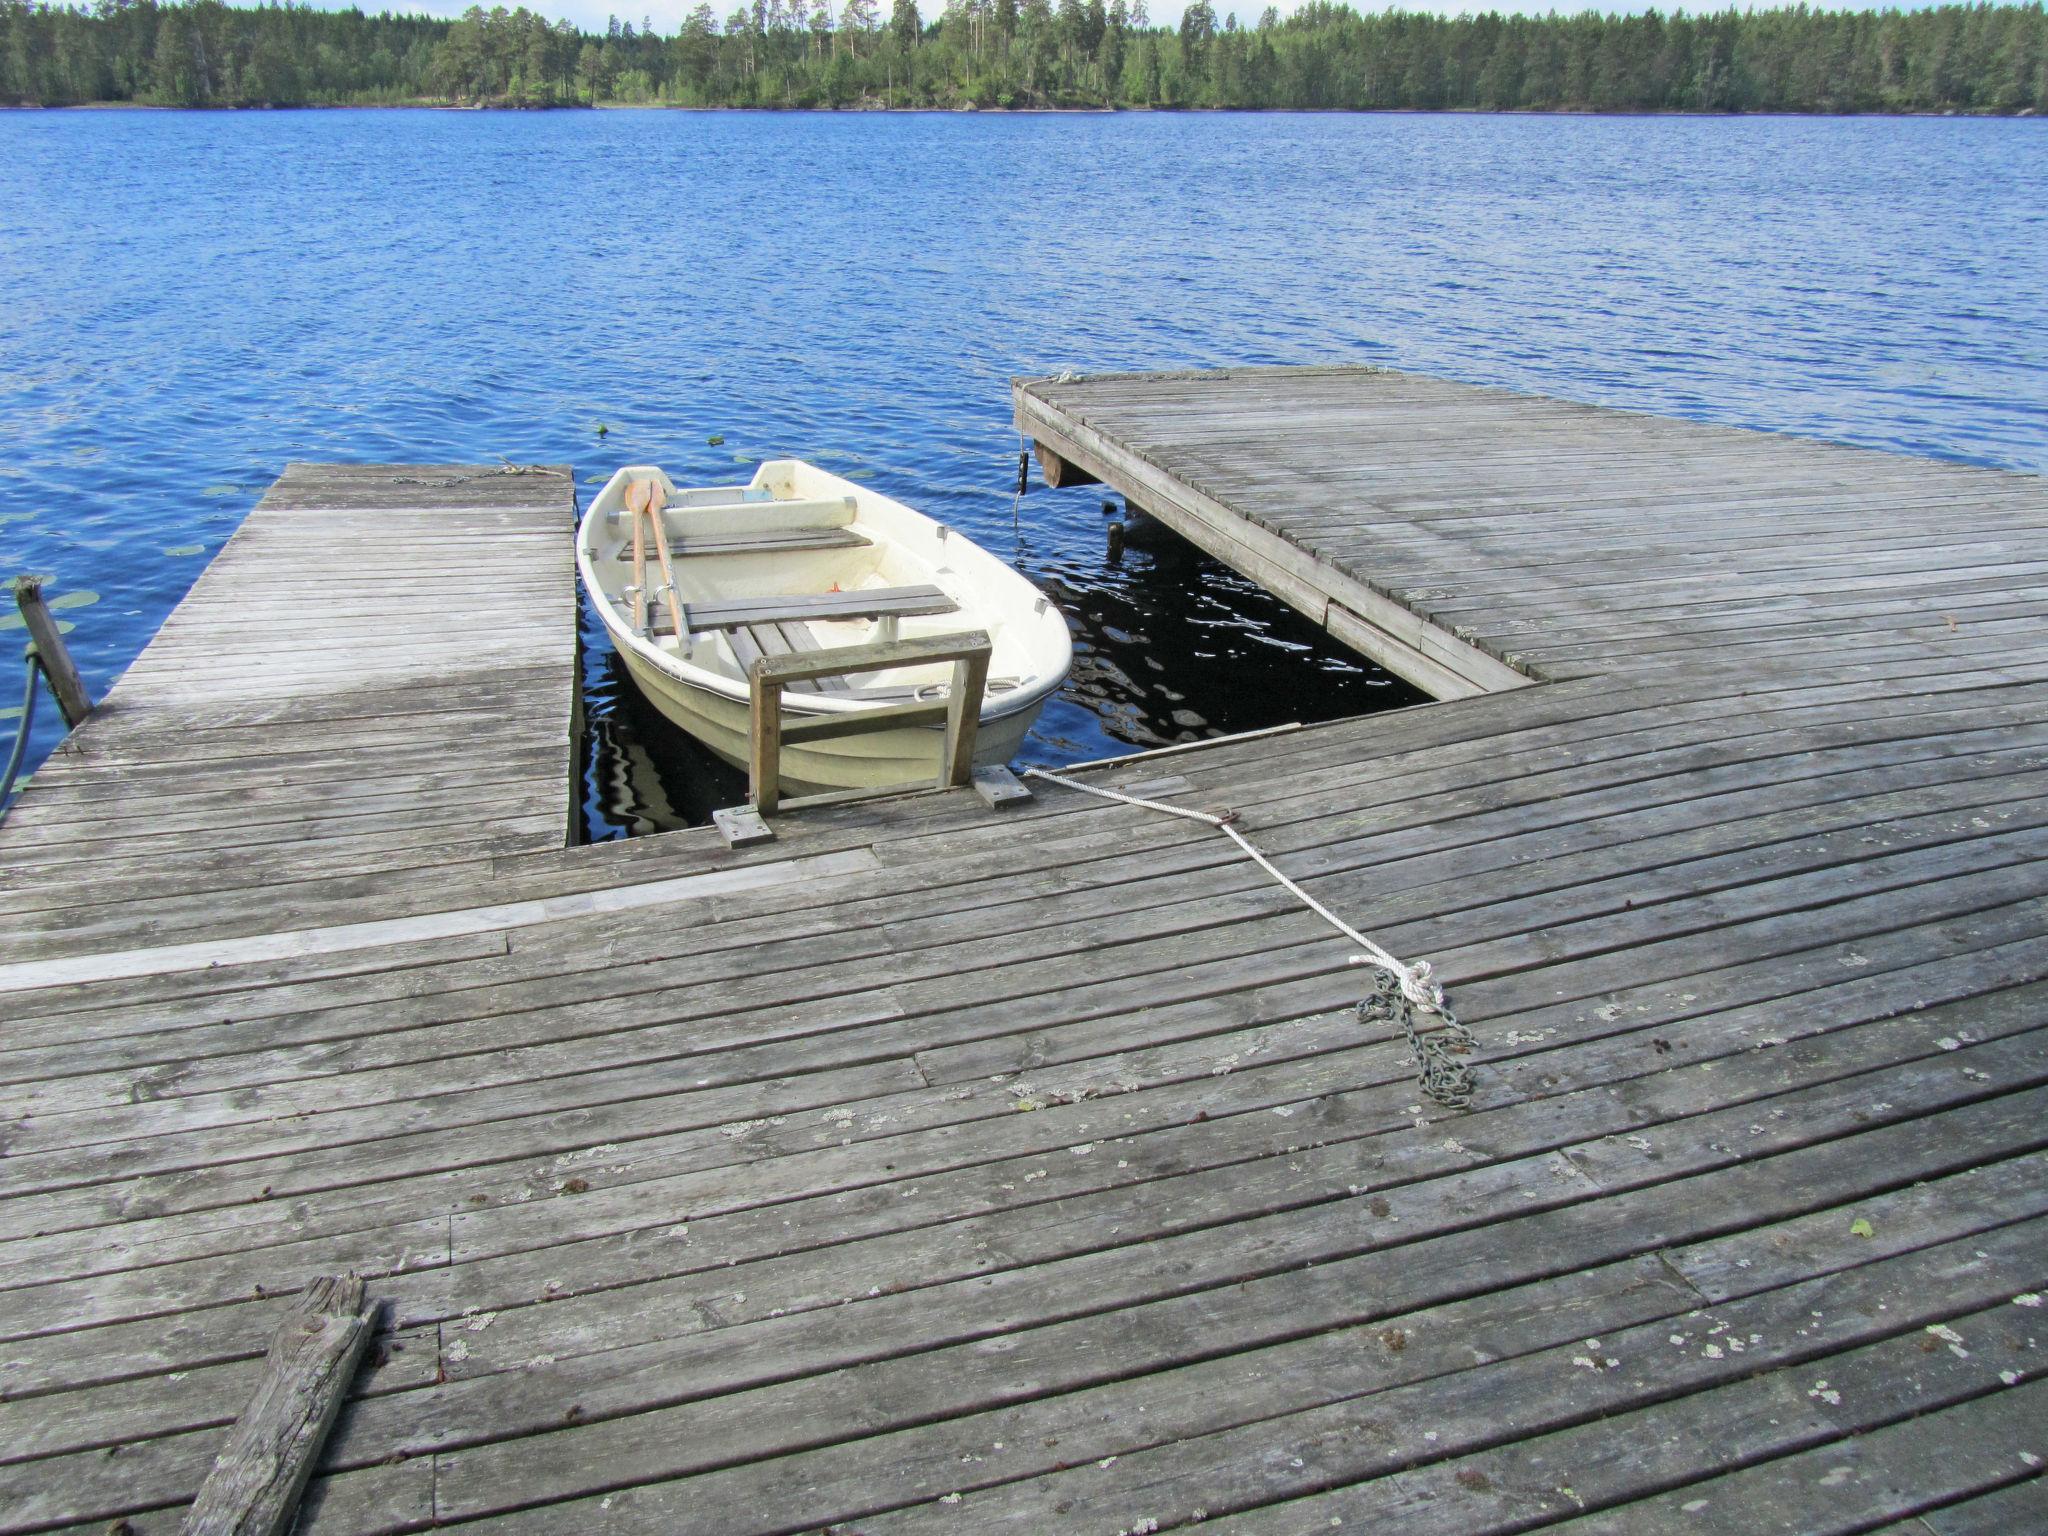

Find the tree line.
xmin=4 ymin=0 xmax=2043 ymax=113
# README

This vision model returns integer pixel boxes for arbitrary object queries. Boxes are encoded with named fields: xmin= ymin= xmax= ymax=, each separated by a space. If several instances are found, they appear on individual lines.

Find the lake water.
xmin=3 ymin=110 xmax=2043 ymax=836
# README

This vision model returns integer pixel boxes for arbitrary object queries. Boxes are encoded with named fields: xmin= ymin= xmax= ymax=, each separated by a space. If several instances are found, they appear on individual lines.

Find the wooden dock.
xmin=2 ymin=372 xmax=2045 ymax=1533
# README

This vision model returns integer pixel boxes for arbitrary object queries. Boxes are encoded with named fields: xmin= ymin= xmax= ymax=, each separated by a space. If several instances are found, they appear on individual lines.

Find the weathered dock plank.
xmin=3 ymin=375 xmax=2046 ymax=1534
xmin=1017 ymin=365 xmax=2047 ymax=696
xmin=0 ymin=464 xmax=583 ymax=963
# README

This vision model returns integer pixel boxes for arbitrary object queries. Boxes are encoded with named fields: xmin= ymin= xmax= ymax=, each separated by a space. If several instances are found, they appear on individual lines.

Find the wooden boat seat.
xmin=726 ymin=619 xmax=950 ymax=700
xmin=654 ymin=586 xmax=962 ymax=698
xmin=680 ymin=584 xmax=958 ymax=632
xmin=728 ymin=620 xmax=850 ymax=696
xmin=668 ymin=527 xmax=873 ymax=558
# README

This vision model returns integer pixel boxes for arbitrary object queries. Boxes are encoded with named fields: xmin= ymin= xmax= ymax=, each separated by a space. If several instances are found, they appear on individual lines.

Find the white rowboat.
xmin=577 ymin=460 xmax=1073 ymax=797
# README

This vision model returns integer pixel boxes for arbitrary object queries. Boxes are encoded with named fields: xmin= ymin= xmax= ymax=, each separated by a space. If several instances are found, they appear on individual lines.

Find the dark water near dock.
xmin=3 ymin=111 xmax=2044 ymax=837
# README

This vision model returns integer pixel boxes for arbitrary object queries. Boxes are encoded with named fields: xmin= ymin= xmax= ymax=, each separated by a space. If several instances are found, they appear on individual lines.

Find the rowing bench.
xmin=667 ymin=527 xmax=873 ymax=558
xmin=655 ymin=585 xmax=961 ymax=698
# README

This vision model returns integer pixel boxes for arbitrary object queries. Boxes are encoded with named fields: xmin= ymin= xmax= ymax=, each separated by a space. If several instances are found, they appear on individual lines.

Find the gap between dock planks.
xmin=5 ymin=382 xmax=2048 ymax=1535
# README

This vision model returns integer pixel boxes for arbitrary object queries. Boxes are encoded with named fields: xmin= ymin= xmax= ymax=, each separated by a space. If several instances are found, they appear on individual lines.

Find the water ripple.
xmin=3 ymin=110 xmax=2043 ymax=836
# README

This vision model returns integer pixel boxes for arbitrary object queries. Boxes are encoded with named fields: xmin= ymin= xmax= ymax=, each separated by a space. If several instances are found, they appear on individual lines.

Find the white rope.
xmin=1021 ymin=765 xmax=1476 ymax=1108
xmin=1021 ymin=766 xmax=1445 ymax=1014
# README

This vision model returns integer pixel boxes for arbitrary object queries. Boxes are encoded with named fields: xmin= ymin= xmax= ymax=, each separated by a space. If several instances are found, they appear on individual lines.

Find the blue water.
xmin=3 ymin=111 xmax=2044 ymax=834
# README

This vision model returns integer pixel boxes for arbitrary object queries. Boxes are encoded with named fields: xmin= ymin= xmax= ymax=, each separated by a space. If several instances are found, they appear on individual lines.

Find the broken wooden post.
xmin=182 ymin=1274 xmax=378 ymax=1536
xmin=12 ymin=576 xmax=92 ymax=729
xmin=1032 ymin=440 xmax=1100 ymax=490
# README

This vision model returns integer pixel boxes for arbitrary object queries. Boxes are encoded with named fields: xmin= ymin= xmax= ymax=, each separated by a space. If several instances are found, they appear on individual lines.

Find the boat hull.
xmin=617 ymin=642 xmax=1044 ymax=798
xmin=580 ymin=458 xmax=1073 ymax=802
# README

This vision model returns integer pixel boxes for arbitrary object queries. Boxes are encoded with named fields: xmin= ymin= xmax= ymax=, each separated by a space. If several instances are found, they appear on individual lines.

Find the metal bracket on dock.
xmin=713 ymin=805 xmax=776 ymax=848
xmin=972 ymin=765 xmax=1033 ymax=809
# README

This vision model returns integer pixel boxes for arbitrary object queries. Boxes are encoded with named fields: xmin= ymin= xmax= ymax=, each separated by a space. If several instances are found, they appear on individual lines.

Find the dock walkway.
xmin=2 ymin=371 xmax=2045 ymax=1533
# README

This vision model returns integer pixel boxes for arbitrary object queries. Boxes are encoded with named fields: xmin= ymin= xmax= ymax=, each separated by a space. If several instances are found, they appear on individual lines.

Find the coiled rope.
xmin=1021 ymin=765 xmax=1475 ymax=1109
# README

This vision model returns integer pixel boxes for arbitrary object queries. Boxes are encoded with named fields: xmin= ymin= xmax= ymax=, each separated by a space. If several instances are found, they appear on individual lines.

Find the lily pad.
xmin=707 ymin=434 xmax=725 ymax=446
xmin=163 ymin=545 xmax=205 ymax=557
xmin=1850 ymin=1217 xmax=1874 ymax=1238
xmin=0 ymin=706 xmax=19 ymax=720
xmin=202 ymin=484 xmax=240 ymax=497
xmin=46 ymin=590 xmax=99 ymax=611
xmin=0 ymin=613 xmax=19 ymax=631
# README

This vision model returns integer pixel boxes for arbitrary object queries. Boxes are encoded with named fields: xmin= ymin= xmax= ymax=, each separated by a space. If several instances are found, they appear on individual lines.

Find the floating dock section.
xmin=2 ymin=372 xmax=2046 ymax=1532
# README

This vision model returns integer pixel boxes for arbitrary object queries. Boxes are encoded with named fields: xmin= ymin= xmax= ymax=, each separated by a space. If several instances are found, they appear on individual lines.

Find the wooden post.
xmin=182 ymin=1274 xmax=378 ymax=1536
xmin=749 ymin=669 xmax=784 ymax=815
xmin=1033 ymin=441 xmax=1100 ymax=490
xmin=940 ymin=646 xmax=990 ymax=790
xmin=744 ymin=630 xmax=992 ymax=818
xmin=12 ymin=576 xmax=92 ymax=728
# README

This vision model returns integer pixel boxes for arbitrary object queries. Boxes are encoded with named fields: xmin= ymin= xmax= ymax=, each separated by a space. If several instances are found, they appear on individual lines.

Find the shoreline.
xmin=3 ymin=100 xmax=2039 ymax=118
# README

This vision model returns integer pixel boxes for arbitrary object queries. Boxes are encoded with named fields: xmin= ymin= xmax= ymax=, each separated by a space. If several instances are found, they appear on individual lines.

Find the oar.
xmin=643 ymin=480 xmax=684 ymax=641
xmin=624 ymin=479 xmax=651 ymax=634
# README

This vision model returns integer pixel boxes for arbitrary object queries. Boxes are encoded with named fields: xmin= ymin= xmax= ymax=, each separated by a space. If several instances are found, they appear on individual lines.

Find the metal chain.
xmin=1358 ymin=967 xmax=1475 ymax=1111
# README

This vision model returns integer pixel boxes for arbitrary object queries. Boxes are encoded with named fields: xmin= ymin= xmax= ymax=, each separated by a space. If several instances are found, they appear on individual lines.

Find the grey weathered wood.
xmin=712 ymin=805 xmax=775 ymax=849
xmin=972 ymin=764 xmax=1032 ymax=808
xmin=669 ymin=527 xmax=871 ymax=557
xmin=748 ymin=630 xmax=993 ymax=814
xmin=4 ymin=381 xmax=2048 ymax=1535
xmin=683 ymin=584 xmax=958 ymax=633
xmin=180 ymin=1273 xmax=377 ymax=1536
xmin=0 ymin=466 xmax=577 ymax=965
xmin=1032 ymin=439 xmax=1100 ymax=489
xmin=748 ymin=666 xmax=783 ymax=813
xmin=728 ymin=620 xmax=850 ymax=695
xmin=12 ymin=574 xmax=94 ymax=727
xmin=942 ymin=645 xmax=990 ymax=787
xmin=779 ymin=699 xmax=952 ymax=744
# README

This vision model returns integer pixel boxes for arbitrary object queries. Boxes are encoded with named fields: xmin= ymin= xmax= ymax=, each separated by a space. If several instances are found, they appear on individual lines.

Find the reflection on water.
xmin=574 ymin=493 xmax=1427 ymax=841
xmin=577 ymin=577 xmax=749 ymax=838
xmin=4 ymin=110 xmax=2042 ymax=838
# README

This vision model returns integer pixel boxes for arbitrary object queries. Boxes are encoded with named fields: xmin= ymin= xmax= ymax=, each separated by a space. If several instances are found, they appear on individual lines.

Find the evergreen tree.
xmin=1178 ymin=0 xmax=1213 ymax=83
xmin=0 ymin=0 xmax=2039 ymax=112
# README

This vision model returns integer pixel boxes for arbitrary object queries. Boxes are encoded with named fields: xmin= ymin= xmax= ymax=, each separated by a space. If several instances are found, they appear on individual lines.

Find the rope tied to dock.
xmin=1020 ymin=766 xmax=1475 ymax=1109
